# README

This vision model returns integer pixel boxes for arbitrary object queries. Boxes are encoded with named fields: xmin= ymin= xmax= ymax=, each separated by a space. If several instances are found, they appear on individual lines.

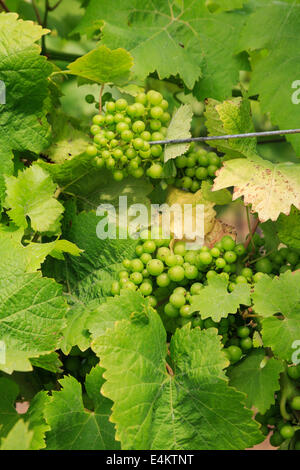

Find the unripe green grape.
xmin=123 ymin=280 xmax=137 ymax=291
xmin=176 ymin=155 xmax=188 ymax=168
xmin=255 ymin=258 xmax=273 ymax=274
xmin=165 ymin=254 xmax=177 ymax=267
xmin=110 ymin=139 xmax=118 ymax=148
xmin=130 ymin=258 xmax=144 ymax=273
xmin=186 ymin=154 xmax=197 ymax=167
xmin=241 ymin=267 xmax=253 ymax=279
xmin=136 ymin=131 xmax=149 ymax=142
xmin=194 ymin=167 xmax=207 ymax=180
xmin=151 ymin=131 xmax=164 ymax=141
xmin=199 ymin=251 xmax=213 ymax=265
xmin=161 ymin=112 xmax=171 ymax=123
xmin=279 ymin=247 xmax=289 ymax=259
xmin=170 ymin=293 xmax=186 ymax=308
xmin=90 ymin=124 xmax=102 ymax=136
xmin=198 ymin=154 xmax=209 ymax=167
xmin=192 ymin=316 xmax=204 ymax=328
xmin=157 ymin=273 xmax=171 ymax=287
xmin=237 ymin=326 xmax=250 ymax=338
xmin=215 ymin=258 xmax=226 ymax=269
xmin=131 ymin=167 xmax=144 ymax=178
xmin=164 ymin=302 xmax=179 ymax=318
xmin=105 ymin=130 xmax=115 ymax=140
xmin=133 ymin=138 xmax=144 ymax=150
xmin=240 ymin=337 xmax=252 ymax=350
xmin=121 ymin=130 xmax=133 ymax=141
xmin=120 ymin=155 xmax=128 ymax=165
xmin=157 ymin=247 xmax=171 ymax=261
xmin=115 ymin=98 xmax=127 ymax=111
xmin=126 ymin=148 xmax=136 ymax=159
xmin=106 ymin=101 xmax=115 ymax=112
xmin=287 ymin=365 xmax=300 ymax=380
xmin=122 ymin=259 xmax=131 ymax=269
xmin=253 ymin=272 xmax=265 ymax=282
xmin=132 ymin=120 xmax=146 ymax=133
xmin=93 ymin=114 xmax=105 ymax=126
xmin=148 ymin=295 xmax=158 ymax=308
xmin=85 ymin=94 xmax=95 ymax=104
xmin=143 ymin=240 xmax=157 ymax=254
xmin=147 ymin=259 xmax=164 ymax=276
xmin=147 ymin=90 xmax=163 ymax=105
xmin=224 ymin=251 xmax=237 ymax=264
xmin=226 ymin=345 xmax=242 ymax=363
xmin=114 ymin=112 xmax=125 ymax=123
xmin=291 ymin=396 xmax=300 ymax=410
xmin=130 ymin=272 xmax=143 ymax=285
xmin=116 ymin=121 xmax=129 ymax=132
xmin=221 ymin=236 xmax=235 ymax=251
xmin=181 ymin=176 xmax=192 ymax=190
xmin=180 ymin=305 xmax=193 ymax=318
xmin=190 ymin=282 xmax=203 ymax=295
xmin=86 ymin=145 xmax=98 ymax=157
xmin=147 ymin=163 xmax=163 ymax=179
xmin=184 ymin=265 xmax=198 ymax=279
xmin=286 ymin=250 xmax=299 ymax=265
xmin=98 ymin=137 xmax=108 ymax=147
xmin=149 ymin=119 xmax=162 ymax=131
xmin=94 ymin=157 xmax=104 ymax=168
xmin=140 ymin=252 xmax=152 ymax=264
xmin=105 ymin=114 xmax=114 ymax=125
xmin=111 ymin=281 xmax=120 ymax=295
xmin=190 ymin=180 xmax=200 ymax=192
xmin=139 ymin=282 xmax=152 ymax=296
xmin=151 ymin=144 xmax=163 ymax=157
xmin=208 ymin=165 xmax=218 ymax=177
xmin=184 ymin=251 xmax=197 ymax=265
xmin=106 ymin=157 xmax=115 ymax=169
xmin=140 ymin=149 xmax=151 ymax=159
xmin=173 ymin=241 xmax=186 ymax=256
xmin=270 ymin=431 xmax=284 ymax=447
xmin=235 ymin=243 xmax=246 ymax=256
xmin=207 ymin=153 xmax=220 ymax=166
xmin=235 ymin=275 xmax=247 ymax=284
xmin=101 ymin=149 xmax=110 ymax=159
xmin=168 ymin=265 xmax=185 ymax=282
xmin=280 ymin=425 xmax=295 ymax=440
xmin=134 ymin=102 xmax=145 ymax=117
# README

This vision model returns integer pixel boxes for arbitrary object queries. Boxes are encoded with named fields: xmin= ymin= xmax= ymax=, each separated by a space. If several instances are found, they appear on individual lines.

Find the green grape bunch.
xmin=86 ymin=90 xmax=171 ymax=181
xmin=167 ymin=145 xmax=223 ymax=192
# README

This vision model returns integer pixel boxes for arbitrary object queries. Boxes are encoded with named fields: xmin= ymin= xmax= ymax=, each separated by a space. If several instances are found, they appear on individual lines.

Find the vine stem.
xmin=166 ymin=362 xmax=174 ymax=376
xmin=99 ymin=84 xmax=104 ymax=113
xmin=244 ymin=207 xmax=259 ymax=250
xmin=0 ymin=0 xmax=9 ymax=12
xmin=32 ymin=0 xmax=43 ymax=25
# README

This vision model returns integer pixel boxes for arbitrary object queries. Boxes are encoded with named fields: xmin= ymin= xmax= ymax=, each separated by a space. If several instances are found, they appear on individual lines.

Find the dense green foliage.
xmin=0 ymin=0 xmax=300 ymax=451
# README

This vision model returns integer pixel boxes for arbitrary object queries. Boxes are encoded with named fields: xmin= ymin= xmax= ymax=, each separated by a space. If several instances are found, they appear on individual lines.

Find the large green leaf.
xmin=47 ymin=210 xmax=139 ymax=303
xmin=67 ymin=45 xmax=133 ymax=85
xmin=4 ymin=166 xmax=64 ymax=234
xmin=228 ymin=349 xmax=284 ymax=414
xmin=74 ymin=0 xmax=247 ymax=98
xmin=276 ymin=207 xmax=300 ymax=251
xmin=92 ymin=294 xmax=263 ymax=450
xmin=252 ymin=272 xmax=300 ymax=361
xmin=238 ymin=1 xmax=300 ymax=154
xmin=0 ymin=238 xmax=68 ymax=373
xmin=0 ymin=13 xmax=52 ymax=204
xmin=189 ymin=276 xmax=251 ymax=321
xmin=44 ymin=367 xmax=119 ymax=450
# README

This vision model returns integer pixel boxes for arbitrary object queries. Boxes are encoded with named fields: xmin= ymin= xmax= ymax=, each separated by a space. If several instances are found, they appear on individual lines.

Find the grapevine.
xmin=0 ymin=0 xmax=300 ymax=453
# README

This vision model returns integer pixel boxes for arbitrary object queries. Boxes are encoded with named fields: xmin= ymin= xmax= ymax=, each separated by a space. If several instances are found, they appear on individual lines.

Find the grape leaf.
xmin=164 ymin=104 xmax=193 ymax=162
xmin=37 ymin=156 xmax=153 ymax=211
xmin=260 ymin=220 xmax=280 ymax=252
xmin=204 ymin=97 xmax=256 ymax=157
xmin=228 ymin=349 xmax=284 ymax=414
xmin=92 ymin=305 xmax=262 ymax=450
xmin=189 ymin=275 xmax=251 ymax=321
xmin=238 ymin=1 xmax=300 ymax=154
xmin=0 ymin=13 xmax=52 ymax=204
xmin=213 ymin=155 xmax=300 ymax=222
xmin=61 ymin=301 xmax=94 ymax=355
xmin=67 ymin=45 xmax=133 ymax=85
xmin=209 ymin=0 xmax=246 ymax=12
xmin=0 ymin=238 xmax=68 ymax=373
xmin=44 ymin=367 xmax=119 ymax=450
xmin=44 ymin=113 xmax=90 ymax=164
xmin=4 ymin=166 xmax=64 ymax=234
xmin=252 ymin=272 xmax=300 ymax=361
xmin=276 ymin=207 xmax=300 ymax=251
xmin=201 ymin=181 xmax=232 ymax=205
xmin=24 ymin=239 xmax=82 ymax=272
xmin=49 ymin=211 xmax=139 ymax=303
xmin=74 ymin=0 xmax=247 ymax=98
xmin=0 ymin=421 xmax=34 ymax=450
xmin=0 ymin=377 xmax=50 ymax=449
xmin=88 ymin=290 xmax=149 ymax=340
xmin=30 ymin=352 xmax=63 ymax=374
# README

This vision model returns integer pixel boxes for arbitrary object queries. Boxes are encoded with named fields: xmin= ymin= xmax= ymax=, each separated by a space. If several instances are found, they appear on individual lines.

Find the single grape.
xmin=111 ymin=281 xmax=120 ymax=295
xmin=147 ymin=259 xmax=164 ymax=276
xmin=139 ymin=282 xmax=153 ymax=296
xmin=237 ymin=326 xmax=250 ymax=338
xmin=226 ymin=345 xmax=242 ymax=363
xmin=190 ymin=283 xmax=203 ymax=295
xmin=255 ymin=258 xmax=273 ymax=274
xmin=130 ymin=272 xmax=143 ymax=285
xmin=168 ymin=266 xmax=185 ymax=282
xmin=291 ymin=396 xmax=300 ymax=411
xmin=143 ymin=240 xmax=157 ymax=254
xmin=170 ymin=293 xmax=186 ymax=308
xmin=280 ymin=425 xmax=295 ymax=440
xmin=130 ymin=259 xmax=144 ymax=273
xmin=164 ymin=303 xmax=179 ymax=318
xmin=157 ymin=273 xmax=171 ymax=287
xmin=240 ymin=337 xmax=252 ymax=350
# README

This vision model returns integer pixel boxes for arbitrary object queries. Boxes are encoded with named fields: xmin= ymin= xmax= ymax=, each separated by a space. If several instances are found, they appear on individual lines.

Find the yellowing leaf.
xmin=164 ymin=104 xmax=193 ymax=162
xmin=213 ymin=155 xmax=300 ymax=222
